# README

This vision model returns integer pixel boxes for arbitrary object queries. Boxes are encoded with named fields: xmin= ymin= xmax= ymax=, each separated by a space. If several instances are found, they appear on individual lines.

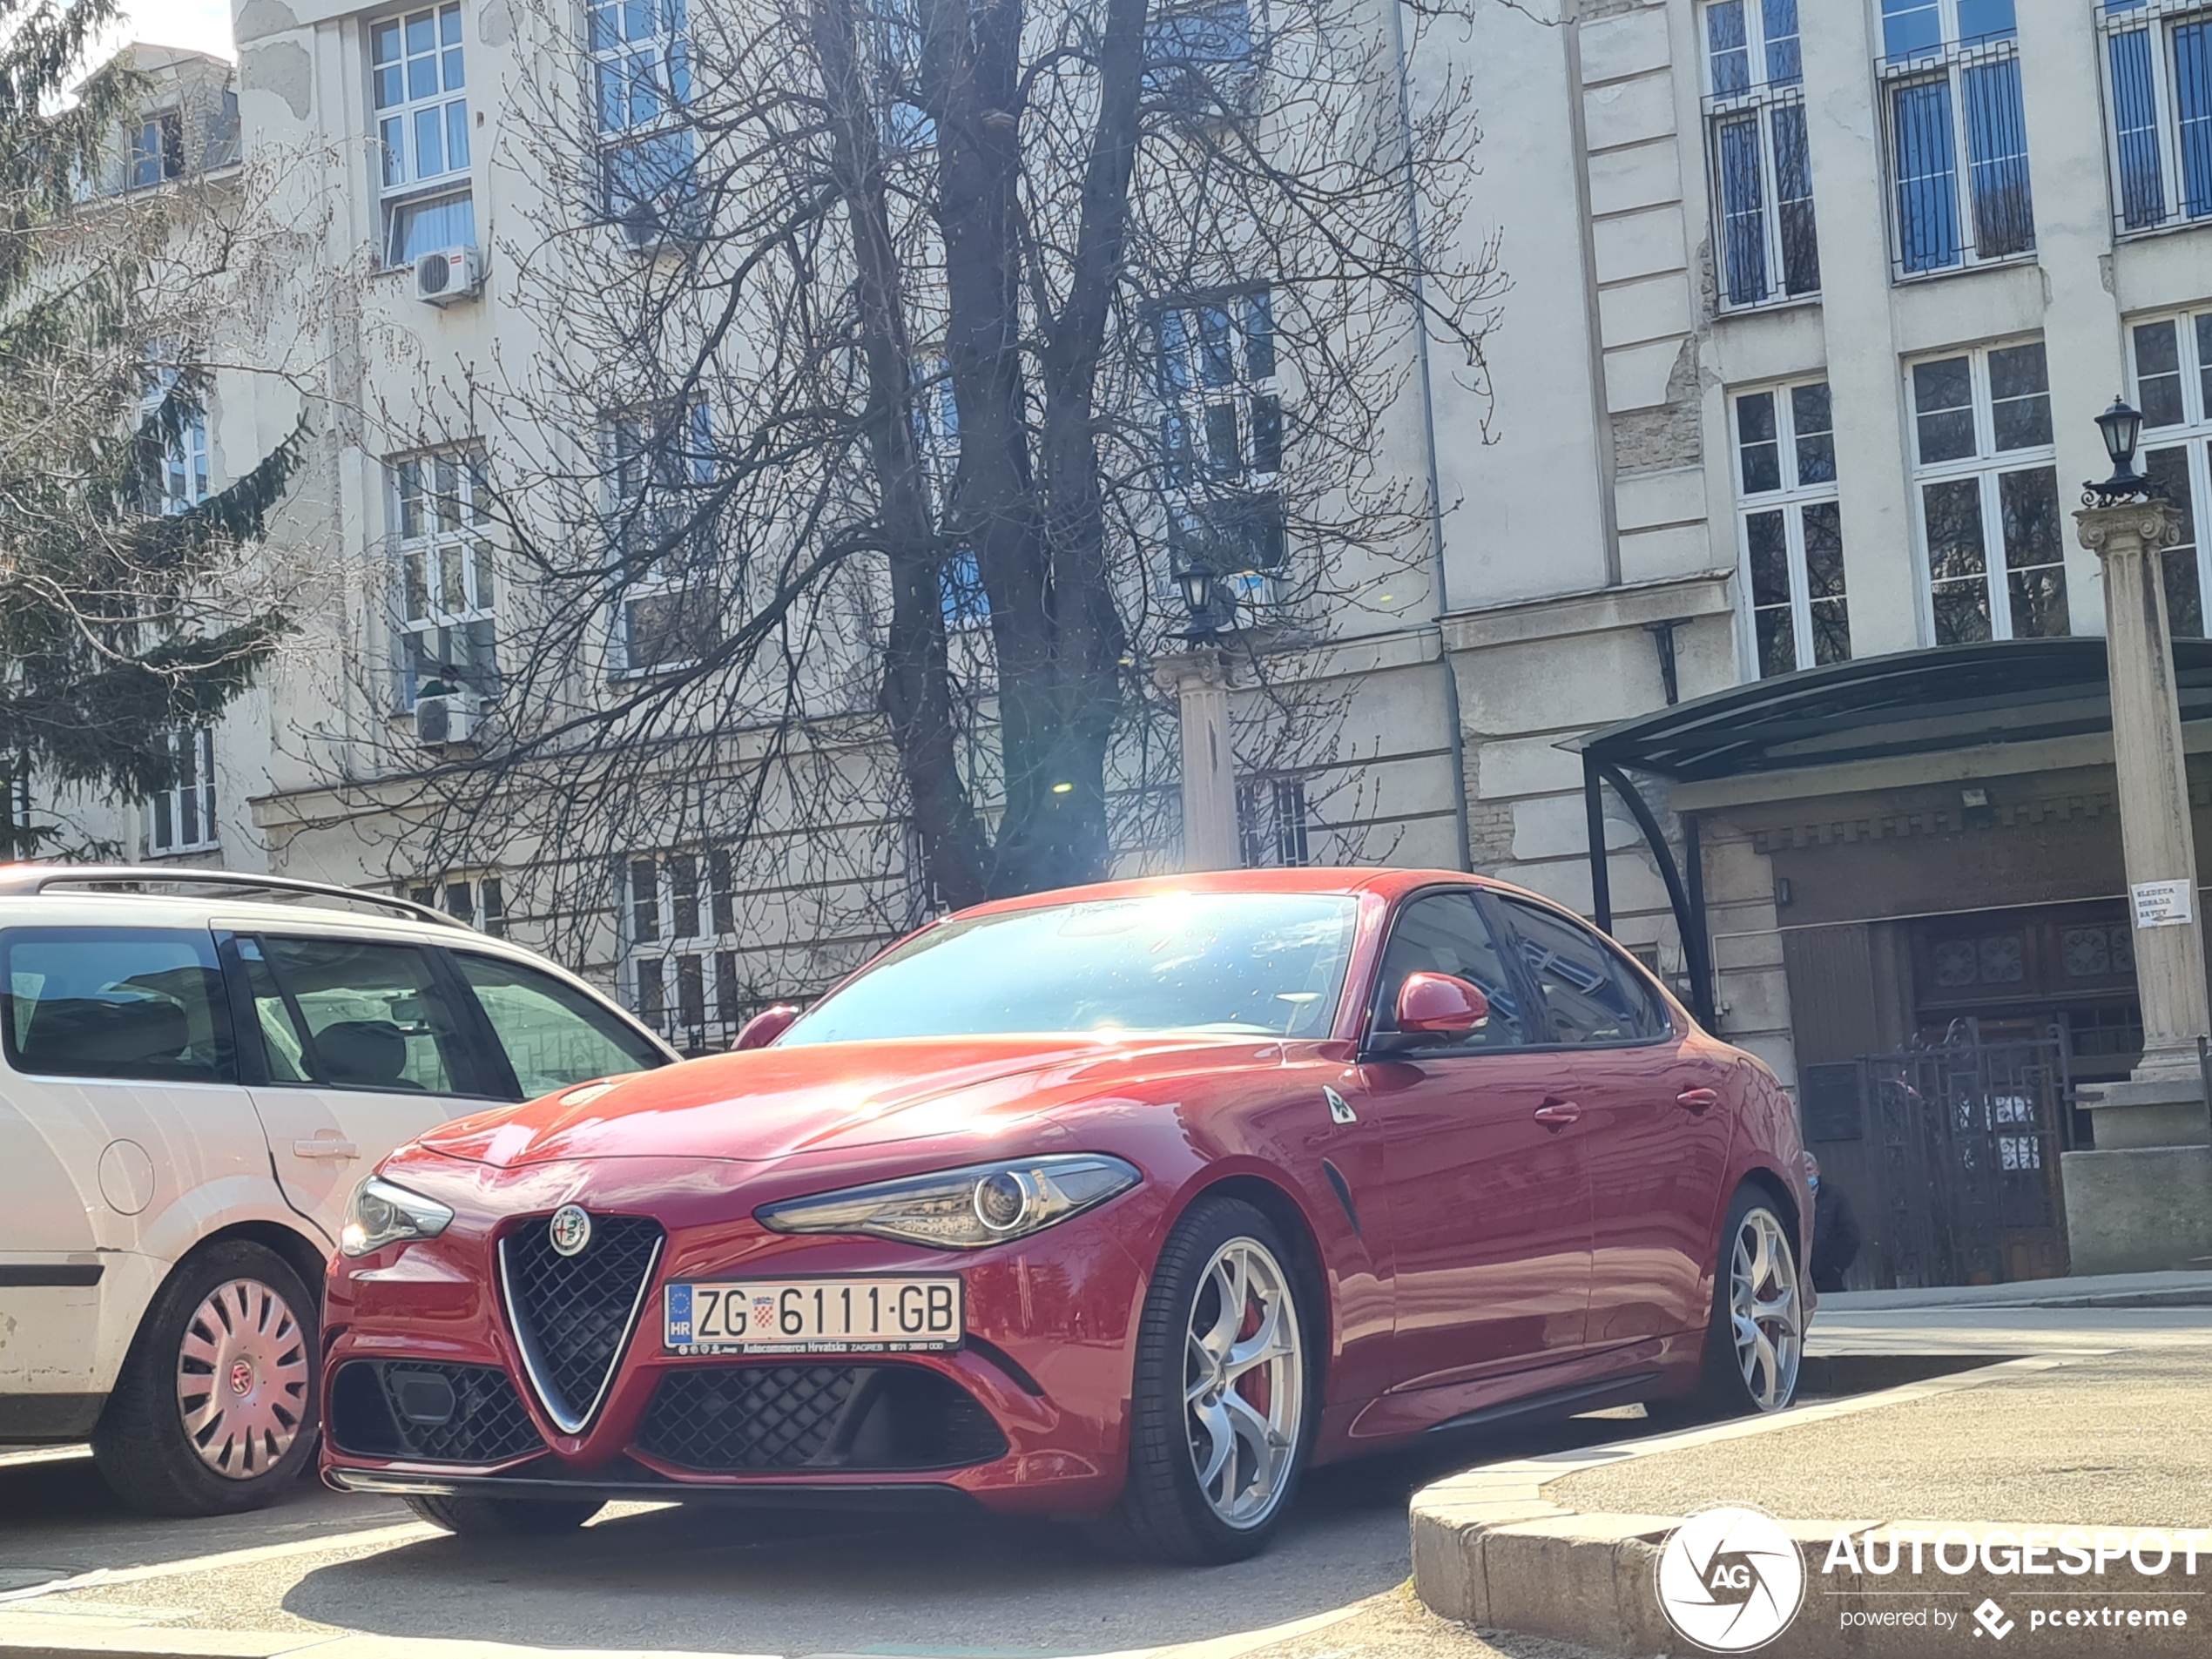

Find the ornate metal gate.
xmin=1802 ymin=1028 xmax=2072 ymax=1287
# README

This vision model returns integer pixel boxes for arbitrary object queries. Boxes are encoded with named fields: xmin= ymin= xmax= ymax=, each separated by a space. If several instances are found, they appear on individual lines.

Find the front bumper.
xmin=320 ymin=1154 xmax=1161 ymax=1518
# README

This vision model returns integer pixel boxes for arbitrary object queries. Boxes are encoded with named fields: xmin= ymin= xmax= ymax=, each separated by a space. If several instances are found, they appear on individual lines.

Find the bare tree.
xmin=318 ymin=0 xmax=1500 ymax=1011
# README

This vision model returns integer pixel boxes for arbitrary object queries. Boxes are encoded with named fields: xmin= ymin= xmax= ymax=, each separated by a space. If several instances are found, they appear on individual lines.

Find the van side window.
xmin=3 ymin=927 xmax=236 ymax=1082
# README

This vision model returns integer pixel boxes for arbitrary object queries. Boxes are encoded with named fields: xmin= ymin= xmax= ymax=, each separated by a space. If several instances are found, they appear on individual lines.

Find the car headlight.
xmin=340 ymin=1175 xmax=455 ymax=1258
xmin=755 ymin=1154 xmax=1141 ymax=1249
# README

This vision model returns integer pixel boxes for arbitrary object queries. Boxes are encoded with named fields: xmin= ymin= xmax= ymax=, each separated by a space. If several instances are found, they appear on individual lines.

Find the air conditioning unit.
xmin=413 ymin=245 xmax=483 ymax=307
xmin=414 ymin=690 xmax=480 ymax=748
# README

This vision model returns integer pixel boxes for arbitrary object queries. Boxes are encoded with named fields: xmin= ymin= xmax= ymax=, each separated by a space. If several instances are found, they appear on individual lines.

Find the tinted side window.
xmin=255 ymin=935 xmax=483 ymax=1095
xmin=3 ymin=927 xmax=234 ymax=1082
xmin=451 ymin=953 xmax=664 ymax=1099
xmin=1497 ymin=900 xmax=1670 ymax=1045
xmin=1370 ymin=891 xmax=1527 ymax=1049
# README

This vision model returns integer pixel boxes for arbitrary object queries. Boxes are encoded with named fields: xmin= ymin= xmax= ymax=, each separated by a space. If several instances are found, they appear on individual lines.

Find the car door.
xmin=0 ymin=925 xmax=270 ymax=1405
xmin=1490 ymin=896 xmax=1735 ymax=1347
xmin=226 ymin=930 xmax=504 ymax=1245
xmin=1352 ymin=888 xmax=1593 ymax=1393
xmin=442 ymin=948 xmax=670 ymax=1099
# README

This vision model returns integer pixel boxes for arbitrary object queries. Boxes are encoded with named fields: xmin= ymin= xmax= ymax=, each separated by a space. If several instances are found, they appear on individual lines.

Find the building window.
xmin=127 ymin=111 xmax=185 ymax=191
xmin=161 ymin=412 xmax=210 ymax=514
xmin=1701 ymin=0 xmax=1819 ymax=310
xmin=1909 ymin=340 xmax=2067 ymax=644
xmin=392 ymin=449 xmax=498 ymax=707
xmin=407 ymin=873 xmax=506 ymax=934
xmin=1159 ymin=290 xmax=1285 ymax=594
xmin=1731 ymin=380 xmax=1849 ymax=676
xmin=373 ymin=3 xmax=474 ymax=266
xmin=1238 ymin=777 xmax=1312 ymax=868
xmin=149 ymin=728 xmax=218 ymax=855
xmin=2098 ymin=0 xmax=2212 ymax=235
xmin=622 ymin=849 xmax=747 ymax=1052
xmin=1878 ymin=0 xmax=2033 ymax=278
xmin=2128 ymin=309 xmax=2212 ymax=637
xmin=610 ymin=403 xmax=718 ymax=673
xmin=591 ymin=0 xmax=698 ymax=246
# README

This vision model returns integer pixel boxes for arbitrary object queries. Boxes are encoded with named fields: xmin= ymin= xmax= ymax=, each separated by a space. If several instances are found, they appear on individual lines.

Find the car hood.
xmin=415 ymin=1033 xmax=1283 ymax=1167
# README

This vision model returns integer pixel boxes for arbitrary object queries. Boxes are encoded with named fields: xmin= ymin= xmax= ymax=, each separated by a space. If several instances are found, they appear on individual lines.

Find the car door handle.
xmin=1676 ymin=1088 xmax=1721 ymax=1114
xmin=1532 ymin=1100 xmax=1582 ymax=1128
xmin=293 ymin=1137 xmax=360 ymax=1160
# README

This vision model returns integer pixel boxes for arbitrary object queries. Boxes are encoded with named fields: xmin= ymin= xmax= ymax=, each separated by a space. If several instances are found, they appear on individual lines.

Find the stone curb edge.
xmin=1409 ymin=1356 xmax=2093 ymax=1655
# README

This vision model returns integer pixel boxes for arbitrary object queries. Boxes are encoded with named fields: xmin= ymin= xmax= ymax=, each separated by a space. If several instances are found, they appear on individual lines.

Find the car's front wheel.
xmin=92 ymin=1241 xmax=320 ymax=1516
xmin=1114 ymin=1195 xmax=1312 ymax=1564
xmin=405 ymin=1494 xmax=604 ymax=1537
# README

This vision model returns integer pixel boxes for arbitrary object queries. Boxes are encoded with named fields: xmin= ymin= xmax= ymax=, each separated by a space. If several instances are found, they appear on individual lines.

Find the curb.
xmin=1409 ymin=1356 xmax=2094 ymax=1655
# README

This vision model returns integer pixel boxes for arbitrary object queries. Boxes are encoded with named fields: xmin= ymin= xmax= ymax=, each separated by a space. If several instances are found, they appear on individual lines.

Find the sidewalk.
xmin=1820 ymin=1267 xmax=2212 ymax=1312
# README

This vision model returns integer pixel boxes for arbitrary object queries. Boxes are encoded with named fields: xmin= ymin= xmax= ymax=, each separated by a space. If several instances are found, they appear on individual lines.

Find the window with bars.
xmin=1238 ymin=778 xmax=1312 ymax=868
xmin=622 ymin=850 xmax=754 ymax=1051
xmin=392 ymin=449 xmax=498 ymax=707
xmin=1159 ymin=290 xmax=1286 ymax=588
xmin=149 ymin=728 xmax=218 ymax=855
xmin=1731 ymin=380 xmax=1849 ymax=676
xmin=1701 ymin=0 xmax=1819 ymax=310
xmin=407 ymin=873 xmax=507 ymax=935
xmin=609 ymin=403 xmax=719 ymax=673
xmin=591 ymin=0 xmax=700 ymax=247
xmin=2098 ymin=0 xmax=2212 ymax=235
xmin=1879 ymin=0 xmax=2033 ymax=278
xmin=2128 ymin=310 xmax=2212 ymax=637
xmin=1909 ymin=340 xmax=2068 ymax=644
xmin=372 ymin=3 xmax=475 ymax=266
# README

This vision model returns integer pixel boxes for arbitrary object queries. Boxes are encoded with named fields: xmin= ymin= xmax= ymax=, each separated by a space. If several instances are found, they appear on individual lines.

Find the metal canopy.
xmin=1568 ymin=638 xmax=2212 ymax=785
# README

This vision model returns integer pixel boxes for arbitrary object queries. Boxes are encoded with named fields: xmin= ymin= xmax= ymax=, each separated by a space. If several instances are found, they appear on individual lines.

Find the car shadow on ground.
xmin=278 ymin=1413 xmax=1646 ymax=1654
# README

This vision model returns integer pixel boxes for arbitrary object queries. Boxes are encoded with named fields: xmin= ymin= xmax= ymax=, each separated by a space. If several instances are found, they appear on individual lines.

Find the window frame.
xmin=590 ymin=0 xmax=699 ymax=248
xmin=448 ymin=946 xmax=671 ymax=1098
xmin=1487 ymin=893 xmax=1679 ymax=1050
xmin=390 ymin=447 xmax=499 ymax=708
xmin=2 ymin=925 xmax=238 ymax=1083
xmin=369 ymin=1 xmax=474 ymax=268
xmin=1876 ymin=0 xmax=2035 ymax=281
xmin=620 ymin=847 xmax=752 ymax=1052
xmin=1360 ymin=885 xmax=1535 ymax=1055
xmin=148 ymin=726 xmax=219 ymax=857
xmin=405 ymin=871 xmax=507 ymax=936
xmin=606 ymin=401 xmax=718 ymax=676
xmin=2095 ymin=0 xmax=2212 ymax=239
xmin=1238 ymin=775 xmax=1314 ymax=868
xmin=1699 ymin=0 xmax=1819 ymax=313
xmin=2126 ymin=307 xmax=2212 ymax=637
xmin=1906 ymin=337 xmax=2068 ymax=644
xmin=1156 ymin=287 xmax=1288 ymax=605
xmin=1729 ymin=377 xmax=1850 ymax=677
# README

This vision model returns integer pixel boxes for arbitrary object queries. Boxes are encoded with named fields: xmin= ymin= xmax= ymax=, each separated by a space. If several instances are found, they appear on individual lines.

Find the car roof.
xmin=948 ymin=866 xmax=1516 ymax=921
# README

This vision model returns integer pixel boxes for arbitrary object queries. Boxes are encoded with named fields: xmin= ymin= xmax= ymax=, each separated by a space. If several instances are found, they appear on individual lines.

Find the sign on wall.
xmin=2130 ymin=879 xmax=2195 ymax=929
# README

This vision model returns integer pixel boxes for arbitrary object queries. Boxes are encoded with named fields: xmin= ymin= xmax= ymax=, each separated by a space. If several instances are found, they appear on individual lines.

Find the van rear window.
xmin=3 ymin=927 xmax=235 ymax=1082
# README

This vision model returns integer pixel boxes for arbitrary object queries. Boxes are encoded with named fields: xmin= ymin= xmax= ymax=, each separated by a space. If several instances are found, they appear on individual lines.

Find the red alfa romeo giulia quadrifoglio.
xmin=321 ymin=869 xmax=1811 ymax=1563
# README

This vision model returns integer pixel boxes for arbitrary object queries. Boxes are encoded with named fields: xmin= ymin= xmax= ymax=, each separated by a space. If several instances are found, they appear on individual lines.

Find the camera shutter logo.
xmin=548 ymin=1204 xmax=593 ymax=1258
xmin=1655 ymin=1504 xmax=1806 ymax=1652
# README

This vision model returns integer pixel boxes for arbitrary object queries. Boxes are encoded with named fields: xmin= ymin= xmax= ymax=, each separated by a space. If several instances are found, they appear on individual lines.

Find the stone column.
xmin=2064 ymin=499 xmax=2212 ymax=1273
xmin=1154 ymin=649 xmax=1239 ymax=872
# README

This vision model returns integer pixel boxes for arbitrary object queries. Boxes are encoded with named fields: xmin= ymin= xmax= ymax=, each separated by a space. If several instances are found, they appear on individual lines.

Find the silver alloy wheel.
xmin=174 ymin=1278 xmax=310 ymax=1479
xmin=1182 ymin=1236 xmax=1304 ymax=1529
xmin=1730 ymin=1207 xmax=1803 ymax=1412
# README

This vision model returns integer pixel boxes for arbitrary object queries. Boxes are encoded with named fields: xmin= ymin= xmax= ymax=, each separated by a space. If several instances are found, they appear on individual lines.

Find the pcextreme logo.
xmin=1656 ymin=1503 xmax=1809 ymax=1652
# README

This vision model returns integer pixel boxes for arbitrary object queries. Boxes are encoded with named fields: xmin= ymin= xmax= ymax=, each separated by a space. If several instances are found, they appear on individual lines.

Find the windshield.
xmin=780 ymin=891 xmax=1361 ymax=1044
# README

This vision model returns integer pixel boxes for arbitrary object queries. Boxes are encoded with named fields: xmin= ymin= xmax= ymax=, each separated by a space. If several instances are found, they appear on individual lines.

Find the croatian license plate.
xmin=664 ymin=1278 xmax=964 ymax=1355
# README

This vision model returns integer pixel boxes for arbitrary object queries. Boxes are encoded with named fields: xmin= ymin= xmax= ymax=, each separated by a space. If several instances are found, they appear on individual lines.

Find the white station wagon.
xmin=0 ymin=868 xmax=674 ymax=1514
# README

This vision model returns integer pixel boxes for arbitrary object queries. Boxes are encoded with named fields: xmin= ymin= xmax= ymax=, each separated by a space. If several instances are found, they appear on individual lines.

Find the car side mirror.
xmin=1367 ymin=972 xmax=1488 ymax=1055
xmin=733 ymin=1004 xmax=799 ymax=1050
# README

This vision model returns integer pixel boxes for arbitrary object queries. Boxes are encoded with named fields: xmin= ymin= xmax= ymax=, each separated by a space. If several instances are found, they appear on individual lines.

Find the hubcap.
xmin=1182 ymin=1237 xmax=1304 ymax=1529
xmin=175 ymin=1278 xmax=309 ymax=1479
xmin=1730 ymin=1208 xmax=1803 ymax=1412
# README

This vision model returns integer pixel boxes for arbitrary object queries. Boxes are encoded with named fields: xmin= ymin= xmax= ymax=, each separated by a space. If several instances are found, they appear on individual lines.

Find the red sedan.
xmin=321 ymin=869 xmax=1811 ymax=1563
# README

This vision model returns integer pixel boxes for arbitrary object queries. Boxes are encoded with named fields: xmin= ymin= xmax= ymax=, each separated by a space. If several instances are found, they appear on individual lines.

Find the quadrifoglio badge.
xmin=1656 ymin=1504 xmax=1808 ymax=1652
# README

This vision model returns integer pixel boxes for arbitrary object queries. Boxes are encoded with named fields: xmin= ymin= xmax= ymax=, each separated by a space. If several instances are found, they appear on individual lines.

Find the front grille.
xmin=637 ymin=1364 xmax=1008 ymax=1473
xmin=499 ymin=1213 xmax=664 ymax=1432
xmin=329 ymin=1360 xmax=544 ymax=1464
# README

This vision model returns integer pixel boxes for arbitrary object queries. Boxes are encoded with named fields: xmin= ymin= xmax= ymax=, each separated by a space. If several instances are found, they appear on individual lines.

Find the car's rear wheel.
xmin=405 ymin=1494 xmax=604 ymax=1537
xmin=1680 ymin=1186 xmax=1804 ymax=1419
xmin=1113 ymin=1196 xmax=1312 ymax=1564
xmin=92 ymin=1242 xmax=320 ymax=1516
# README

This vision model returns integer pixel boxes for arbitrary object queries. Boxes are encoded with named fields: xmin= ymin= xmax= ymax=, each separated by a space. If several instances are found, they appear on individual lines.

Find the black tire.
xmin=92 ymin=1241 xmax=320 ymax=1517
xmin=1677 ymin=1185 xmax=1805 ymax=1420
xmin=1111 ymin=1196 xmax=1316 ymax=1565
xmin=405 ymin=1494 xmax=604 ymax=1536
